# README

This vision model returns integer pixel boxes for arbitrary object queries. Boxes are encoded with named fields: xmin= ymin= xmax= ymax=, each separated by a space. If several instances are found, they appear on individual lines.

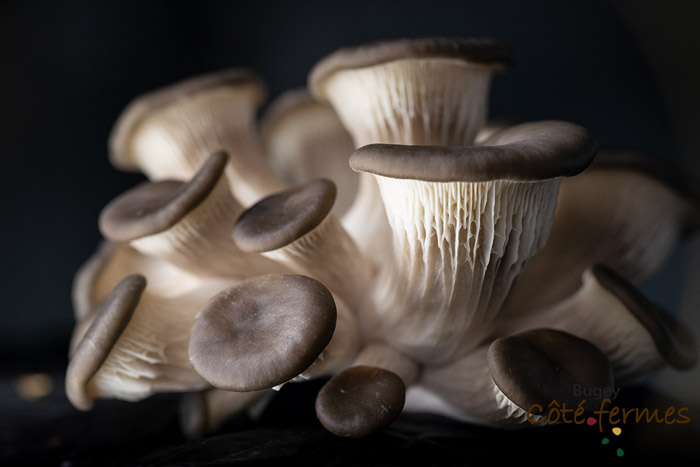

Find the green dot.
xmin=617 ymin=448 xmax=624 ymax=457
xmin=601 ymin=438 xmax=609 ymax=445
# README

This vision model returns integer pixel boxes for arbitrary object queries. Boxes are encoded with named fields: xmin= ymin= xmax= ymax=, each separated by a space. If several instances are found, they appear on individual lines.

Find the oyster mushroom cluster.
xmin=67 ymin=37 xmax=699 ymax=439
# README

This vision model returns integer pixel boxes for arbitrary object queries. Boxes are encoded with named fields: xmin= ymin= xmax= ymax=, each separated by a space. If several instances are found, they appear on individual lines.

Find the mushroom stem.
xmin=369 ymin=176 xmax=560 ymax=363
xmin=352 ymin=341 xmax=420 ymax=387
xmin=179 ymin=388 xmax=275 ymax=439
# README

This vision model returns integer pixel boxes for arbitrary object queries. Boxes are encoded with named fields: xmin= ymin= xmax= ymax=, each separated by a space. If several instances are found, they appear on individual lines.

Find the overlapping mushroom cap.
xmin=67 ymin=36 xmax=698 ymax=440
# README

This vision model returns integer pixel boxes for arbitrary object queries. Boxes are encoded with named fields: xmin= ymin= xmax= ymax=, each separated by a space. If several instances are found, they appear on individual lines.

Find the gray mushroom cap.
xmin=487 ymin=328 xmax=614 ymax=412
xmin=99 ymin=151 xmax=228 ymax=242
xmin=233 ymin=178 xmax=337 ymax=253
xmin=65 ymin=274 xmax=146 ymax=411
xmin=188 ymin=274 xmax=337 ymax=391
xmin=350 ymin=120 xmax=598 ymax=182
xmin=309 ymin=37 xmax=512 ymax=99
xmin=315 ymin=365 xmax=406 ymax=438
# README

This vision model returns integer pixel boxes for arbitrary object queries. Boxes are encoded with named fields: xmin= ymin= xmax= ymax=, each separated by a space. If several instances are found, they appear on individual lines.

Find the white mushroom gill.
xmin=369 ymin=177 xmax=560 ymax=364
xmin=89 ymin=283 xmax=228 ymax=402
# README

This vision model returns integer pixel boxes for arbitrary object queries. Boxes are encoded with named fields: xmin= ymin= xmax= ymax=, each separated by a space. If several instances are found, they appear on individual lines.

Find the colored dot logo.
xmin=601 ymin=426 xmax=624 ymax=457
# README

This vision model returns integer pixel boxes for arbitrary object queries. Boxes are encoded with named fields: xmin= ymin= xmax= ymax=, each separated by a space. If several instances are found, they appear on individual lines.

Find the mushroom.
xmin=71 ymin=240 xmax=202 ymax=322
xmin=232 ymin=178 xmax=374 ymax=313
xmin=315 ymin=365 xmax=406 ymax=438
xmin=350 ymin=120 xmax=598 ymax=365
xmin=503 ymin=149 xmax=700 ymax=312
xmin=308 ymin=37 xmax=512 ymax=268
xmin=314 ymin=340 xmax=419 ymax=438
xmin=98 ymin=152 xmax=284 ymax=278
xmin=188 ymin=274 xmax=337 ymax=392
xmin=259 ymin=88 xmax=358 ymax=216
xmin=497 ymin=264 xmax=697 ymax=385
xmin=66 ymin=274 xmax=232 ymax=410
xmin=109 ymin=68 xmax=286 ymax=205
xmin=405 ymin=328 xmax=614 ymax=427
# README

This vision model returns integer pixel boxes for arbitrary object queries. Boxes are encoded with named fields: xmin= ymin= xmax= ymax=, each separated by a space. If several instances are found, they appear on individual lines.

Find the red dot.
xmin=587 ymin=417 xmax=596 ymax=426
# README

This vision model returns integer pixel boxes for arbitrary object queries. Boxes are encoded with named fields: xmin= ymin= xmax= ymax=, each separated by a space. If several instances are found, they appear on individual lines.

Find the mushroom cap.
xmin=487 ymin=328 xmax=614 ymax=411
xmin=233 ymin=178 xmax=337 ymax=253
xmin=65 ymin=274 xmax=146 ymax=411
xmin=350 ymin=120 xmax=598 ymax=182
xmin=309 ymin=37 xmax=512 ymax=99
xmin=188 ymin=274 xmax=337 ymax=391
xmin=109 ymin=68 xmax=264 ymax=171
xmin=99 ymin=152 xmax=228 ymax=242
xmin=591 ymin=264 xmax=697 ymax=370
xmin=315 ymin=365 xmax=406 ymax=438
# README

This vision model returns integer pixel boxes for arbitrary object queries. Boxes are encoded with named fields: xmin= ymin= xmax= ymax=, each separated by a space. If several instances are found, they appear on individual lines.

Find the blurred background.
xmin=1 ymin=0 xmax=699 ymax=462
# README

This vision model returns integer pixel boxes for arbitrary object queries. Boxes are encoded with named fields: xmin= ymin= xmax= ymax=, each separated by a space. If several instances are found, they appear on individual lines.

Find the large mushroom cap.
xmin=233 ymin=178 xmax=337 ymax=253
xmin=487 ymin=328 xmax=614 ymax=412
xmin=315 ymin=365 xmax=406 ymax=438
xmin=109 ymin=69 xmax=263 ymax=172
xmin=350 ymin=120 xmax=598 ymax=182
xmin=309 ymin=37 xmax=512 ymax=98
xmin=66 ymin=274 xmax=146 ymax=411
xmin=99 ymin=152 xmax=228 ymax=242
xmin=188 ymin=274 xmax=337 ymax=391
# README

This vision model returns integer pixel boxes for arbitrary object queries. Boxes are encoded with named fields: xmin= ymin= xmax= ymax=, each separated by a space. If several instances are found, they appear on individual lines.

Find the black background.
xmin=1 ymin=1 xmax=700 ymax=464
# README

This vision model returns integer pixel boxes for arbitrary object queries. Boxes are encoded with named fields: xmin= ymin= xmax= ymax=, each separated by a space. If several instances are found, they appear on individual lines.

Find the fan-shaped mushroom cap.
xmin=260 ymin=88 xmax=357 ymax=215
xmin=487 ymin=328 xmax=614 ymax=413
xmin=233 ymin=178 xmax=336 ymax=253
xmin=188 ymin=274 xmax=337 ymax=392
xmin=315 ymin=365 xmax=405 ymax=438
xmin=66 ymin=274 xmax=146 ymax=411
xmin=350 ymin=121 xmax=597 ymax=365
xmin=503 ymin=149 xmax=700 ymax=313
xmin=109 ymin=68 xmax=285 ymax=205
xmin=99 ymin=152 xmax=283 ymax=278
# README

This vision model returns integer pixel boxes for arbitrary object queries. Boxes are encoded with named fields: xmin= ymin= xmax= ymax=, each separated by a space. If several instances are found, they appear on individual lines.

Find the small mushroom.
xmin=350 ymin=120 xmax=597 ymax=365
xmin=233 ymin=178 xmax=374 ymax=313
xmin=99 ymin=152 xmax=284 ymax=278
xmin=308 ymin=37 xmax=512 ymax=270
xmin=315 ymin=365 xmax=405 ymax=438
xmin=188 ymin=274 xmax=337 ymax=391
xmin=503 ymin=149 xmax=700 ymax=312
xmin=108 ymin=68 xmax=286 ymax=205
xmin=66 ymin=274 xmax=233 ymax=410
xmin=498 ymin=265 xmax=697 ymax=385
xmin=405 ymin=328 xmax=614 ymax=427
xmin=259 ymin=88 xmax=358 ymax=216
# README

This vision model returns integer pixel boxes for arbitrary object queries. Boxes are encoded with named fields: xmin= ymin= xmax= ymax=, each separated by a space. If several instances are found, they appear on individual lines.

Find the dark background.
xmin=1 ymin=1 xmax=699 ymax=464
